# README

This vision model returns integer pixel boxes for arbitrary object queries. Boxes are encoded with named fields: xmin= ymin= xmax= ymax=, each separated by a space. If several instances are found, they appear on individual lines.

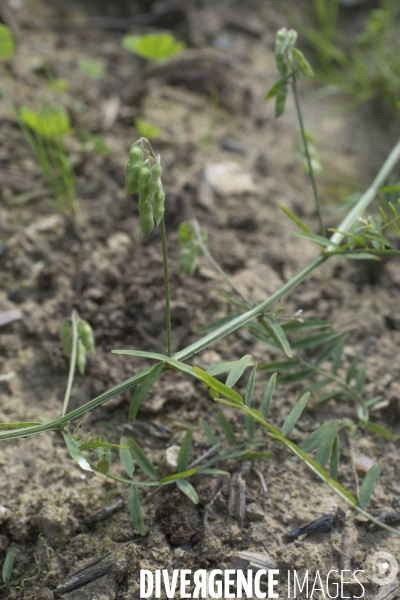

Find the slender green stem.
xmin=328 ymin=137 xmax=400 ymax=250
xmin=192 ymin=219 xmax=254 ymax=307
xmin=160 ymin=218 xmax=172 ymax=356
xmin=299 ymin=358 xmax=367 ymax=412
xmin=60 ymin=310 xmax=78 ymax=417
xmin=292 ymin=75 xmax=324 ymax=236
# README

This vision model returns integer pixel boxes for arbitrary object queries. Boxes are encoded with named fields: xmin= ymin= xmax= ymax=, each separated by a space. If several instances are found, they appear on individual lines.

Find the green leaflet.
xmin=2 ymin=547 xmax=15 ymax=584
xmin=199 ymin=417 xmax=218 ymax=447
xmin=358 ymin=464 xmax=380 ymax=509
xmin=159 ymin=467 xmax=199 ymax=483
xmin=281 ymin=205 xmax=311 ymax=233
xmin=62 ymin=432 xmax=96 ymax=473
xmin=128 ymin=438 xmax=158 ymax=480
xmin=218 ymin=411 xmax=236 ymax=445
xmin=281 ymin=392 xmax=310 ymax=437
xmin=245 ymin=413 xmax=255 ymax=439
xmin=178 ymin=430 xmax=193 ymax=473
xmin=177 ymin=479 xmax=199 ymax=504
xmin=302 ymin=420 xmax=341 ymax=457
xmin=264 ymin=316 xmax=292 ymax=358
xmin=292 ymin=48 xmax=314 ymax=76
xmin=330 ymin=436 xmax=339 ymax=481
xmin=315 ymin=420 xmax=341 ymax=468
xmin=261 ymin=373 xmax=277 ymax=418
xmin=245 ymin=365 xmax=257 ymax=407
xmin=226 ymin=355 xmax=252 ymax=388
xmin=193 ymin=367 xmax=243 ymax=404
xmin=129 ymin=361 xmax=165 ymax=421
xmin=119 ymin=436 xmax=135 ymax=478
xmin=129 ymin=484 xmax=146 ymax=536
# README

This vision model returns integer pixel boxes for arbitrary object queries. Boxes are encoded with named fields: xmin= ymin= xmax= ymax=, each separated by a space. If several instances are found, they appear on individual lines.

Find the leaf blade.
xmin=281 ymin=392 xmax=310 ymax=437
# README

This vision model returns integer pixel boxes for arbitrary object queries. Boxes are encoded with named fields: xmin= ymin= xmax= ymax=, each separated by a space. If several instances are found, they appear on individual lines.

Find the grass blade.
xmin=128 ymin=484 xmax=146 ymax=535
xmin=261 ymin=372 xmax=277 ymax=418
xmin=178 ymin=430 xmax=193 ymax=473
xmin=226 ymin=355 xmax=252 ymax=388
xmin=358 ymin=464 xmax=380 ymax=509
xmin=129 ymin=361 xmax=164 ymax=421
xmin=218 ymin=411 xmax=236 ymax=445
xmin=119 ymin=436 xmax=134 ymax=477
xmin=245 ymin=365 xmax=257 ymax=407
xmin=128 ymin=438 xmax=158 ymax=480
xmin=281 ymin=392 xmax=310 ymax=437
xmin=176 ymin=479 xmax=199 ymax=504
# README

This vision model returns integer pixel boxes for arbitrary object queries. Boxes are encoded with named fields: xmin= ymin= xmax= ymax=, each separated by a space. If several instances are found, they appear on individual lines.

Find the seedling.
xmin=1 ymin=31 xmax=400 ymax=549
xmin=122 ymin=33 xmax=185 ymax=63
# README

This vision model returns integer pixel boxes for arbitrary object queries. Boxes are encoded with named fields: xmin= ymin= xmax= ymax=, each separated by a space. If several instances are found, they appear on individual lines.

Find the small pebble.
xmin=354 ymin=456 xmax=375 ymax=474
xmin=165 ymin=445 xmax=180 ymax=473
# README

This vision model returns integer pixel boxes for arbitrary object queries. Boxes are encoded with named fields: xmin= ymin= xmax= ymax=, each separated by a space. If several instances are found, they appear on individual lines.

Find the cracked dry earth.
xmin=1 ymin=0 xmax=400 ymax=598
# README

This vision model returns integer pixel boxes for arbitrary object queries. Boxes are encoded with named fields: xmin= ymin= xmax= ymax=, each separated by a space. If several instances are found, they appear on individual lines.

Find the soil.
xmin=1 ymin=0 xmax=400 ymax=599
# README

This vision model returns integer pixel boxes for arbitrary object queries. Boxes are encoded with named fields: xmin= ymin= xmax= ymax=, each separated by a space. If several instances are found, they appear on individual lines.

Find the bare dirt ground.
xmin=1 ymin=0 xmax=400 ymax=598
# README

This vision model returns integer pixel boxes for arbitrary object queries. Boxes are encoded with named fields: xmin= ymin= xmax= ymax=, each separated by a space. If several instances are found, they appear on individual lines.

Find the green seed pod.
xmin=148 ymin=156 xmax=162 ymax=200
xmin=77 ymin=339 xmax=87 ymax=375
xmin=125 ymin=142 xmax=143 ymax=195
xmin=78 ymin=319 xmax=95 ymax=353
xmin=154 ymin=183 xmax=165 ymax=227
xmin=138 ymin=163 xmax=151 ymax=205
xmin=60 ymin=320 xmax=72 ymax=355
xmin=139 ymin=202 xmax=154 ymax=236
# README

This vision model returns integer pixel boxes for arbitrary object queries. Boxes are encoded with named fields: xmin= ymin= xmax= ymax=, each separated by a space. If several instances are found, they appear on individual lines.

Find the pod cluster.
xmin=126 ymin=139 xmax=165 ymax=237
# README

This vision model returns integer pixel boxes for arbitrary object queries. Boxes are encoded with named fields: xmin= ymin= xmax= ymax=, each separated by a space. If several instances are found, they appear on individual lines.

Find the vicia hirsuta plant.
xmin=126 ymin=137 xmax=171 ymax=357
xmin=1 ymin=31 xmax=400 ymax=543
xmin=265 ymin=28 xmax=324 ymax=235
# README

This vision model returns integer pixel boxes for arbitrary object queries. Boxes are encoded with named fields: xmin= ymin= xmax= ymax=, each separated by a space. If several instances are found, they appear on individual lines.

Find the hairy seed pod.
xmin=139 ymin=202 xmax=154 ymax=236
xmin=78 ymin=319 xmax=95 ymax=353
xmin=60 ymin=320 xmax=72 ymax=355
xmin=138 ymin=163 xmax=151 ymax=205
xmin=154 ymin=183 xmax=165 ymax=227
xmin=125 ymin=142 xmax=143 ymax=195
xmin=148 ymin=156 xmax=162 ymax=200
xmin=77 ymin=339 xmax=87 ymax=375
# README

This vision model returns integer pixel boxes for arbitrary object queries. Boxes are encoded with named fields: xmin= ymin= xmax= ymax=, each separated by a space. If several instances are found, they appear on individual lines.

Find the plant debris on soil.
xmin=1 ymin=0 xmax=400 ymax=599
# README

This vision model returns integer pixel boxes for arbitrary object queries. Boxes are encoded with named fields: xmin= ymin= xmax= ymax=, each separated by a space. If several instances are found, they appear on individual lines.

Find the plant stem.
xmin=60 ymin=310 xmax=78 ymax=417
xmin=292 ymin=75 xmax=324 ymax=236
xmin=299 ymin=358 xmax=367 ymax=412
xmin=328 ymin=137 xmax=400 ymax=250
xmin=160 ymin=217 xmax=172 ymax=356
xmin=192 ymin=219 xmax=254 ymax=307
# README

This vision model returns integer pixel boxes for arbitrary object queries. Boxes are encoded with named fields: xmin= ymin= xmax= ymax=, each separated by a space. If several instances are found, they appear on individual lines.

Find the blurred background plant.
xmin=278 ymin=0 xmax=400 ymax=115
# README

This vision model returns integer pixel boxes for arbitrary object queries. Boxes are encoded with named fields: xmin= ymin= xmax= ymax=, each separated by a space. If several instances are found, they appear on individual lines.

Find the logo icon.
xmin=371 ymin=551 xmax=398 ymax=586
